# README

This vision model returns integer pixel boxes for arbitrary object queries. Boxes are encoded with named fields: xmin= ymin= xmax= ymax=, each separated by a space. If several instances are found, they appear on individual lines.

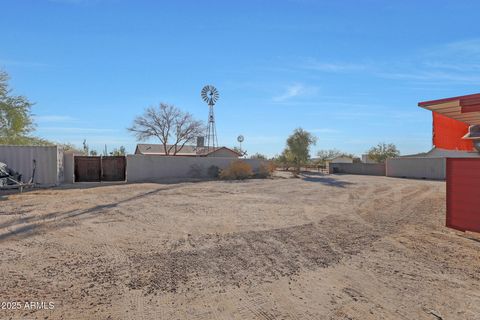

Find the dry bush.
xmin=219 ymin=160 xmax=253 ymax=180
xmin=207 ymin=165 xmax=220 ymax=178
xmin=256 ymin=161 xmax=276 ymax=178
xmin=267 ymin=161 xmax=277 ymax=173
xmin=188 ymin=164 xmax=203 ymax=178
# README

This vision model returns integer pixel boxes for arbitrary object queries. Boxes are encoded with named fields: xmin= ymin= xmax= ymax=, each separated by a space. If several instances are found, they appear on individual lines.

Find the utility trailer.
xmin=0 ymin=160 xmax=35 ymax=193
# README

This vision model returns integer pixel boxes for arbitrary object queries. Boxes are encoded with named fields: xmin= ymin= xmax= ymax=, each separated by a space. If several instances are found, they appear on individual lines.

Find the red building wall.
xmin=433 ymin=112 xmax=474 ymax=151
xmin=447 ymin=158 xmax=480 ymax=233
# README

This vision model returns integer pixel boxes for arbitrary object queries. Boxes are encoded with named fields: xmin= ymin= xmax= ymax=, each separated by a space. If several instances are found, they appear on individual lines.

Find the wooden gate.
xmin=101 ymin=156 xmax=126 ymax=181
xmin=446 ymin=158 xmax=480 ymax=233
xmin=74 ymin=156 xmax=126 ymax=182
xmin=75 ymin=156 xmax=101 ymax=182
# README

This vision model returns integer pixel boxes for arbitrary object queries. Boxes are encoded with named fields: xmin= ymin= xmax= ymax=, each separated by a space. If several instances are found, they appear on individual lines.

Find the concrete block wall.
xmin=329 ymin=163 xmax=386 ymax=176
xmin=386 ymin=157 xmax=446 ymax=180
xmin=126 ymin=155 xmax=265 ymax=182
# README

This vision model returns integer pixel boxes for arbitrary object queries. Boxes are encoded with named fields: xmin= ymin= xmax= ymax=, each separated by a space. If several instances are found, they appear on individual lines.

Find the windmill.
xmin=201 ymin=85 xmax=219 ymax=150
xmin=237 ymin=135 xmax=244 ymax=153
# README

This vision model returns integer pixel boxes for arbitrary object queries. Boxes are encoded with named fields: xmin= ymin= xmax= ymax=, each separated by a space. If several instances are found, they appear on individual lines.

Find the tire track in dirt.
xmin=85 ymin=221 xmax=151 ymax=320
xmin=1 ymin=176 xmax=458 ymax=319
xmin=236 ymin=289 xmax=314 ymax=320
xmin=127 ymin=216 xmax=383 ymax=296
xmin=350 ymin=182 xmax=438 ymax=232
xmin=233 ymin=291 xmax=279 ymax=320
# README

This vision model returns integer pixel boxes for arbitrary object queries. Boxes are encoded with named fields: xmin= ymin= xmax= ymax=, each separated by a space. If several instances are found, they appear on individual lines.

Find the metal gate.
xmin=446 ymin=158 xmax=480 ymax=233
xmin=74 ymin=156 xmax=126 ymax=182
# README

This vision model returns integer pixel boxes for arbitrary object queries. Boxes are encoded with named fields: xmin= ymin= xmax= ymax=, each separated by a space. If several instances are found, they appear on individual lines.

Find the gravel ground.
xmin=0 ymin=173 xmax=479 ymax=320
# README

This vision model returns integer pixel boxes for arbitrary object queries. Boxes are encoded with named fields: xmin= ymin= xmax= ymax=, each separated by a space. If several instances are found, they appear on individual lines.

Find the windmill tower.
xmin=201 ymin=85 xmax=219 ymax=151
xmin=237 ymin=135 xmax=244 ymax=153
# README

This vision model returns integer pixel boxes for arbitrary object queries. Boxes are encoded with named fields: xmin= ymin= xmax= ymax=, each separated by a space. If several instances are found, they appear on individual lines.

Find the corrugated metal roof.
xmin=418 ymin=93 xmax=480 ymax=125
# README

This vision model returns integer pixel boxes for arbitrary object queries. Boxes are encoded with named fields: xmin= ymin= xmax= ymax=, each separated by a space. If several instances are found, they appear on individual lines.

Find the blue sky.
xmin=2 ymin=0 xmax=480 ymax=157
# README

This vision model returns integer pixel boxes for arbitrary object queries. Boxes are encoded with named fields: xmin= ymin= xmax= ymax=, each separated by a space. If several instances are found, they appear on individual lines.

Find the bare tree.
xmin=128 ymin=103 xmax=204 ymax=155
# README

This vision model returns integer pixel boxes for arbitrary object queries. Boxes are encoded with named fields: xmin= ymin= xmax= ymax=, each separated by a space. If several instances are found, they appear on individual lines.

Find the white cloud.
xmin=34 ymin=115 xmax=76 ymax=123
xmin=0 ymin=59 xmax=47 ymax=68
xmin=376 ymin=70 xmax=480 ymax=83
xmin=309 ymin=128 xmax=339 ymax=133
xmin=303 ymin=59 xmax=367 ymax=72
xmin=332 ymin=111 xmax=378 ymax=119
xmin=48 ymin=0 xmax=96 ymax=4
xmin=297 ymin=39 xmax=480 ymax=85
xmin=247 ymin=135 xmax=283 ymax=144
xmin=273 ymin=83 xmax=317 ymax=102
xmin=374 ymin=38 xmax=480 ymax=84
xmin=423 ymin=61 xmax=480 ymax=72
xmin=438 ymin=39 xmax=480 ymax=58
xmin=39 ymin=127 xmax=118 ymax=133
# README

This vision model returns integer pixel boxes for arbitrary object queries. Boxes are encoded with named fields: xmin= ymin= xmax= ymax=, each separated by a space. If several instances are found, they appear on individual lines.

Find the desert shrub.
xmin=207 ymin=165 xmax=220 ymax=178
xmin=219 ymin=160 xmax=252 ymax=180
xmin=188 ymin=163 xmax=203 ymax=178
xmin=255 ymin=161 xmax=276 ymax=178
xmin=267 ymin=161 xmax=277 ymax=173
xmin=250 ymin=152 xmax=267 ymax=160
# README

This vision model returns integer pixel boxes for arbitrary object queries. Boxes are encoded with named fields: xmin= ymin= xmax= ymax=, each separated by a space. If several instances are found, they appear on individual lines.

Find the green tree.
xmin=89 ymin=150 xmax=98 ymax=156
xmin=285 ymin=128 xmax=317 ymax=172
xmin=250 ymin=152 xmax=267 ymax=160
xmin=59 ymin=143 xmax=80 ymax=152
xmin=0 ymin=135 xmax=53 ymax=146
xmin=0 ymin=70 xmax=35 ymax=142
xmin=367 ymin=142 xmax=400 ymax=163
xmin=275 ymin=148 xmax=295 ymax=171
xmin=110 ymin=146 xmax=126 ymax=156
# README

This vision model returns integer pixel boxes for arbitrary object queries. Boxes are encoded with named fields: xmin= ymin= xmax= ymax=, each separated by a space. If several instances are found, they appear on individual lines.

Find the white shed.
xmin=326 ymin=156 xmax=354 ymax=165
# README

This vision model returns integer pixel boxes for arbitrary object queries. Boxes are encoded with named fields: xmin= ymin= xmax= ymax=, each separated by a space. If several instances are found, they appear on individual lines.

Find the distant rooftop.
xmin=134 ymin=144 xmax=241 ymax=157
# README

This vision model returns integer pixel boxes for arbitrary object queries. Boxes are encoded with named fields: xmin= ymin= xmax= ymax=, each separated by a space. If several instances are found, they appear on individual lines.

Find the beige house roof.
xmin=135 ymin=144 xmax=197 ymax=155
xmin=326 ymin=155 xmax=353 ymax=161
xmin=135 ymin=144 xmax=241 ymax=157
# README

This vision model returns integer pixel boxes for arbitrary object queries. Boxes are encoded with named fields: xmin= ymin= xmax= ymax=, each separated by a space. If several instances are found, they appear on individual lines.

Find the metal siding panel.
xmin=446 ymin=158 xmax=480 ymax=232
xmin=433 ymin=112 xmax=474 ymax=151
xmin=0 ymin=145 xmax=59 ymax=185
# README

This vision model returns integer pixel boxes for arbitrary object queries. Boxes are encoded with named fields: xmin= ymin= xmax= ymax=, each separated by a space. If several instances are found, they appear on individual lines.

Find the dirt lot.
xmin=0 ymin=173 xmax=479 ymax=320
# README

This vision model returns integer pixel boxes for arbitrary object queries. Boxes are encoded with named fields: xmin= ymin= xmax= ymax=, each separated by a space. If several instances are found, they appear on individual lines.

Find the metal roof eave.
xmin=418 ymin=93 xmax=480 ymax=125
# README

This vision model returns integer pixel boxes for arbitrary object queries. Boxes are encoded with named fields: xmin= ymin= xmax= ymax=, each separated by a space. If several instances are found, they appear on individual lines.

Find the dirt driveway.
xmin=0 ymin=173 xmax=479 ymax=319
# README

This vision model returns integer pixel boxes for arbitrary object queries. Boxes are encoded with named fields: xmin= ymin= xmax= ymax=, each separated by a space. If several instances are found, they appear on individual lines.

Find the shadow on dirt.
xmin=0 ymin=185 xmax=182 ymax=242
xmin=300 ymin=173 xmax=354 ymax=188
